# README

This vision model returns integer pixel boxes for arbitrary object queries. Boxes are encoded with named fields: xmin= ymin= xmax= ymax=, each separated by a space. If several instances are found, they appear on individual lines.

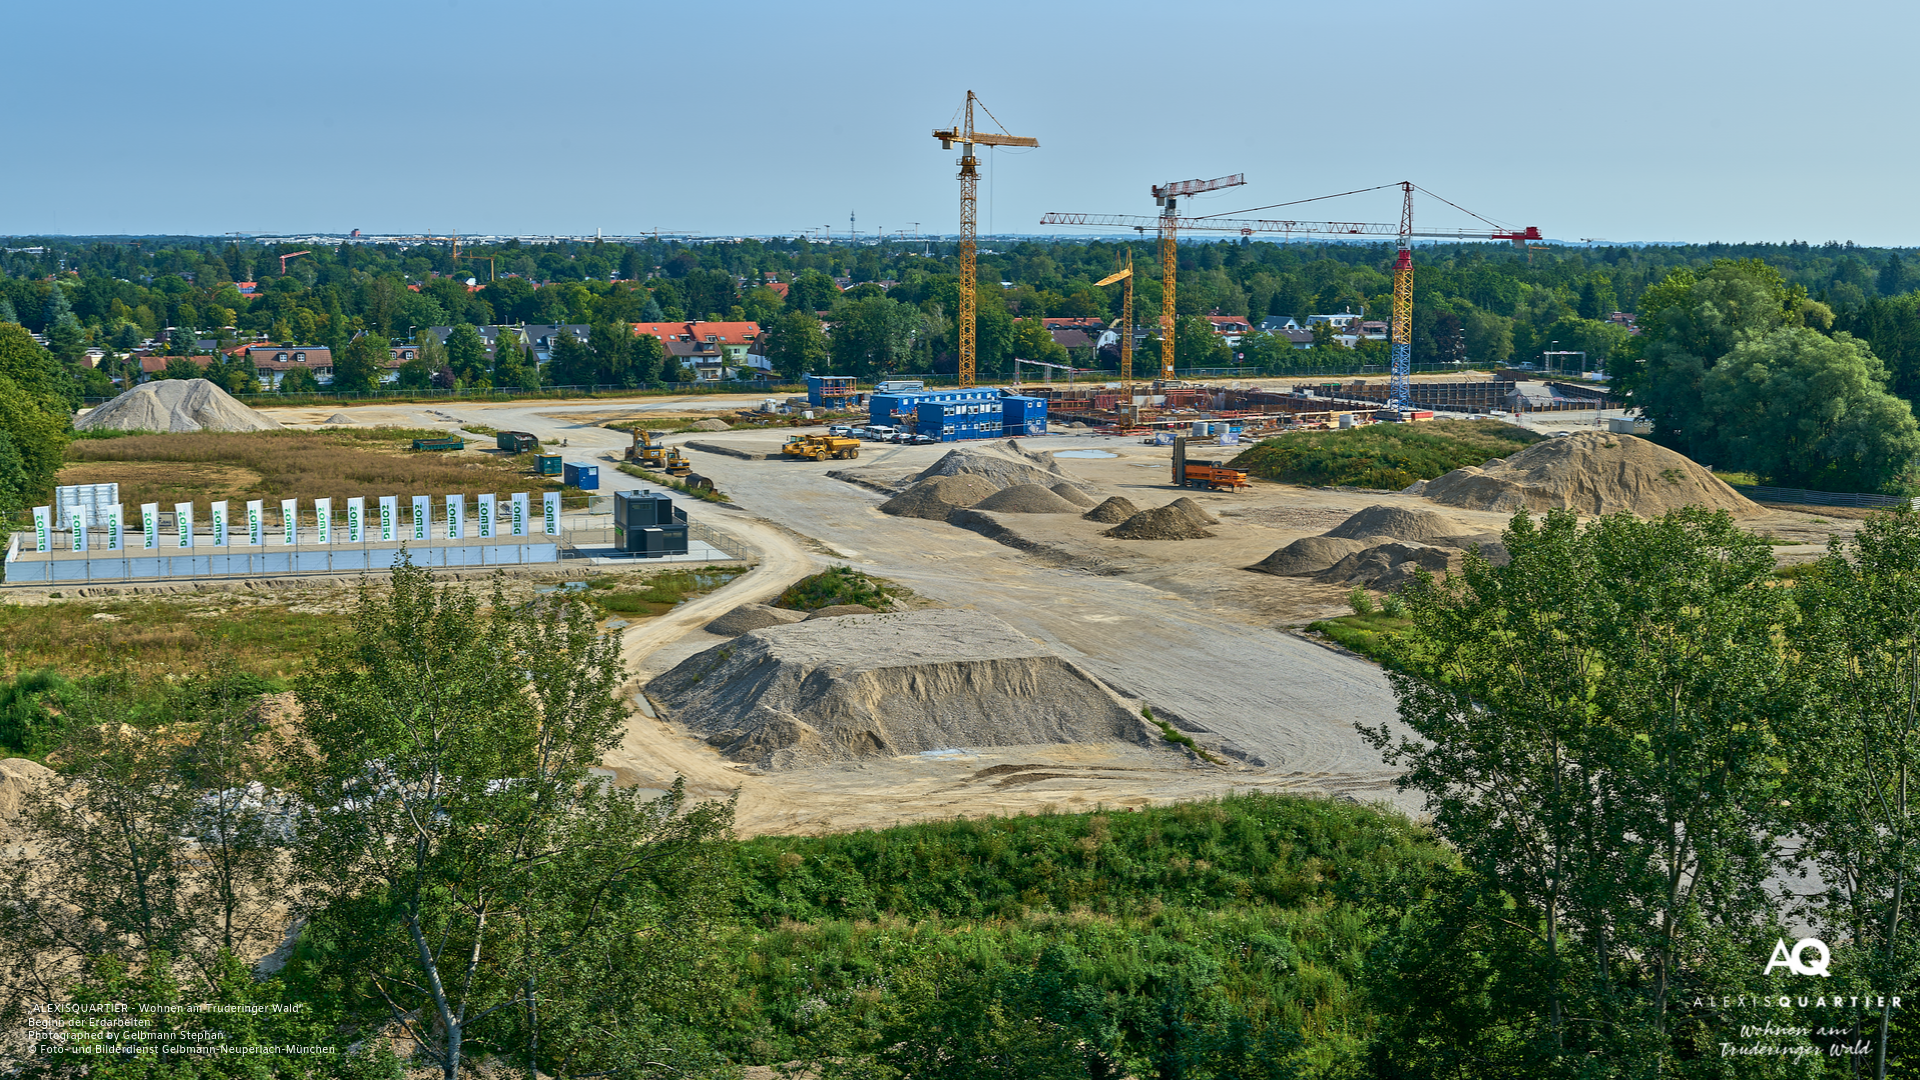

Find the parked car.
xmin=864 ymin=426 xmax=897 ymax=441
xmin=885 ymin=430 xmax=912 ymax=443
xmin=848 ymin=426 xmax=870 ymax=440
xmin=908 ymin=433 xmax=937 ymax=445
xmin=827 ymin=424 xmax=853 ymax=437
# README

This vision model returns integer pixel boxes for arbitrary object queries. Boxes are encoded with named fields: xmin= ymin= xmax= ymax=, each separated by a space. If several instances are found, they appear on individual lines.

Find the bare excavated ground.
xmin=264 ymin=406 xmax=1866 ymax=837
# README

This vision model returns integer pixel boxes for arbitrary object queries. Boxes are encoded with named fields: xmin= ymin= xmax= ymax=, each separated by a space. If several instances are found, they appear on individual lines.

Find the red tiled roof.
xmin=139 ymin=355 xmax=213 ymax=374
xmin=631 ymin=321 xmax=761 ymax=346
xmin=766 ymin=282 xmax=790 ymax=299
xmin=1042 ymin=317 xmax=1105 ymax=330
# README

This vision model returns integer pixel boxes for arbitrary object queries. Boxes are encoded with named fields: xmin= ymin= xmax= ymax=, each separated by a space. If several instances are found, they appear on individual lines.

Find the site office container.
xmin=537 ymin=454 xmax=563 ymax=475
xmin=612 ymin=490 xmax=688 ymax=556
xmin=562 ymin=462 xmax=600 ymax=489
xmin=497 ymin=431 xmax=539 ymax=453
xmin=871 ymin=388 xmax=1001 ymax=428
xmin=916 ymin=401 xmax=1006 ymax=442
xmin=1000 ymin=395 xmax=1048 ymax=436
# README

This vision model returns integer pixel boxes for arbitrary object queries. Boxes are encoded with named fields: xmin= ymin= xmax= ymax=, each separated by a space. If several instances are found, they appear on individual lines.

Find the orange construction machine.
xmin=1171 ymin=436 xmax=1250 ymax=491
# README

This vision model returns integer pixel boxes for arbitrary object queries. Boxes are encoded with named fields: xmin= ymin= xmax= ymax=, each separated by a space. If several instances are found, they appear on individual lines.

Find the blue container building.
xmin=872 ymin=387 xmax=1000 ymax=429
xmin=562 ymin=461 xmax=600 ymax=490
xmin=805 ymin=374 xmax=860 ymax=409
xmin=999 ymin=395 xmax=1048 ymax=437
xmin=917 ymin=400 xmax=1008 ymax=441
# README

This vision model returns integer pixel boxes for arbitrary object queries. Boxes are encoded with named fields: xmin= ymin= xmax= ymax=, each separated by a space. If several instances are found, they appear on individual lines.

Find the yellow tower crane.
xmin=1150 ymin=174 xmax=1243 ymax=381
xmin=1094 ymin=251 xmax=1134 ymax=422
xmin=933 ymin=92 xmax=1037 ymax=388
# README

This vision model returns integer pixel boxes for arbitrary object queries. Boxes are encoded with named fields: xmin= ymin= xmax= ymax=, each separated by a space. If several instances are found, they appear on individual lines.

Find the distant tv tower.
xmin=850 ymin=210 xmax=856 ymax=244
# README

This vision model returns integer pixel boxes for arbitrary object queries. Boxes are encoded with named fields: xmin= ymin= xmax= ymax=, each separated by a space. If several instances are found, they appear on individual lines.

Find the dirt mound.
xmin=1424 ymin=433 xmax=1764 ymax=518
xmin=1249 ymin=536 xmax=1372 ymax=576
xmin=805 ymin=604 xmax=879 ymax=620
xmin=1104 ymin=502 xmax=1217 ymax=540
xmin=75 ymin=379 xmax=283 ymax=433
xmin=690 ymin=418 xmax=732 ymax=431
xmin=973 ymin=484 xmax=1086 ymax=514
xmin=914 ymin=447 xmax=1095 ymax=495
xmin=647 ymin=610 xmax=1150 ymax=769
xmin=0 ymin=758 xmax=51 ymax=823
xmin=1050 ymin=483 xmax=1097 ymax=508
xmin=1168 ymin=497 xmax=1220 ymax=526
xmin=1323 ymin=504 xmax=1471 ymax=543
xmin=705 ymin=602 xmax=808 ymax=636
xmin=1082 ymin=496 xmax=1140 ymax=523
xmin=325 ymin=412 xmax=356 ymax=424
xmin=1315 ymin=542 xmax=1456 ymax=590
xmin=879 ymin=475 xmax=1000 ymax=520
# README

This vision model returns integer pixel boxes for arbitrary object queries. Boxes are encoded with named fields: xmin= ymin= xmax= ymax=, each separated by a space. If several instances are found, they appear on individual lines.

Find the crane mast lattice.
xmin=933 ymin=93 xmax=1037 ymax=388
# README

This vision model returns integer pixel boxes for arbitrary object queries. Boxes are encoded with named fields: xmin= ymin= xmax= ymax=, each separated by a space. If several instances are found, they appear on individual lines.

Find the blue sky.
xmin=8 ymin=0 xmax=1916 ymax=244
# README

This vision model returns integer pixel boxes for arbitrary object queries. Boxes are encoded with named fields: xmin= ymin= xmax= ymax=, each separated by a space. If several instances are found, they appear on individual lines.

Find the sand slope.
xmin=77 ymin=379 xmax=283 ymax=433
xmin=648 ymin=610 xmax=1151 ymax=769
xmin=1424 ymin=433 xmax=1763 ymax=518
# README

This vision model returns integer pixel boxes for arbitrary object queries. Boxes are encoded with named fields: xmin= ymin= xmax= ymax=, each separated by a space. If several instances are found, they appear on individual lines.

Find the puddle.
xmin=1055 ymin=449 xmax=1117 ymax=459
xmin=535 ymin=581 xmax=590 ymax=594
xmin=917 ymin=748 xmax=974 ymax=759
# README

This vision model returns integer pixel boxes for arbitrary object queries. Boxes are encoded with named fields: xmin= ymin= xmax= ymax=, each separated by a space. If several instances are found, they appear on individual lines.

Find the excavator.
xmin=624 ymin=428 xmax=693 ymax=477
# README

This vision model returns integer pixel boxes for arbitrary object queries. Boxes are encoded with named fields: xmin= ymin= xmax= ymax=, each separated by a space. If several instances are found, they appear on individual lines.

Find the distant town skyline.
xmin=8 ymin=0 xmax=1918 ymax=246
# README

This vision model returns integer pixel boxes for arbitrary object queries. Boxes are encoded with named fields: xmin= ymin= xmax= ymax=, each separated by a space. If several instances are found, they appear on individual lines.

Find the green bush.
xmin=776 ymin=565 xmax=892 ymax=612
xmin=1348 ymin=586 xmax=1374 ymax=616
xmin=1229 ymin=418 xmax=1543 ymax=489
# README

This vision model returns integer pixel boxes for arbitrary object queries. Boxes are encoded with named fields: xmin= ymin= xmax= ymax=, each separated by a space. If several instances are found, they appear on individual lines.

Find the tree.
xmin=1364 ymin=508 xmax=1791 ymax=1075
xmin=786 ymin=269 xmax=839 ymax=314
xmin=1010 ymin=317 xmax=1070 ymax=369
xmin=831 ymin=296 xmax=919 ymax=378
xmin=291 ymin=562 xmax=736 ymax=1080
xmin=280 ymin=366 xmax=321 ymax=394
xmin=762 ymin=310 xmax=831 ymax=382
xmin=587 ymin=322 xmax=632 ymax=386
xmin=204 ymin=352 xmax=261 ymax=396
xmin=443 ymin=324 xmax=488 ymax=386
xmin=160 ymin=357 xmax=203 ymax=381
xmin=547 ymin=328 xmax=593 ymax=386
xmin=1173 ymin=315 xmax=1230 ymax=368
xmin=630 ymin=330 xmax=665 ymax=385
xmin=1238 ymin=330 xmax=1295 ymax=374
xmin=332 ymin=333 xmax=387 ymax=394
xmin=1700 ymin=327 xmax=1920 ymax=492
xmin=1788 ymin=510 xmax=1920 ymax=1080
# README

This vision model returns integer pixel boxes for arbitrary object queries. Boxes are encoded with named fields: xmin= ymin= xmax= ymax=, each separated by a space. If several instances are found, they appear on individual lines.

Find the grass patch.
xmin=1773 ymin=562 xmax=1822 ymax=582
xmin=613 ymin=462 xmax=729 ymax=503
xmin=1308 ymin=611 xmax=1413 ymax=665
xmin=458 ymin=423 xmax=499 ymax=437
xmin=775 ymin=565 xmax=891 ymax=612
xmin=1713 ymin=470 xmax=1762 ymax=486
xmin=577 ymin=567 xmax=744 ymax=617
xmin=1230 ymin=418 xmax=1543 ymax=489
xmin=719 ymin=792 xmax=1453 ymax=1071
xmin=0 ymin=598 xmax=344 ymax=684
xmin=60 ymin=428 xmax=558 ymax=509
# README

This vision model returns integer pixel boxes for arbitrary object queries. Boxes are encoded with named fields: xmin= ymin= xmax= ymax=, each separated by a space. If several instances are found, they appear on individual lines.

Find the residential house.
xmin=138 ymin=355 xmax=214 ymax=380
xmin=1205 ymin=315 xmax=1253 ymax=346
xmin=1357 ymin=320 xmax=1389 ymax=341
xmin=518 ymin=324 xmax=588 ymax=363
xmin=238 ymin=345 xmax=334 ymax=387
xmin=632 ymin=321 xmax=763 ymax=380
xmin=1258 ymin=316 xmax=1302 ymax=332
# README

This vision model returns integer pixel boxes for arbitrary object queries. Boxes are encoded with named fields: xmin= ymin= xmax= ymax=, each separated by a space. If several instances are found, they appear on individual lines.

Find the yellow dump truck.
xmin=626 ymin=429 xmax=693 ymax=476
xmin=782 ymin=434 xmax=860 ymax=461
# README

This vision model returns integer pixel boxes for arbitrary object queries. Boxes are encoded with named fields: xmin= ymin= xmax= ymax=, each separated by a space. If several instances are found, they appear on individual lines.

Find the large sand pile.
xmin=1313 ymin=542 xmax=1456 ymax=590
xmin=973 ymin=484 xmax=1085 ymax=514
xmin=648 ymin=610 xmax=1151 ymax=769
xmin=1050 ymin=483 xmax=1097 ymax=508
xmin=705 ymin=602 xmax=808 ymax=636
xmin=1082 ymin=496 xmax=1141 ymax=524
xmin=690 ymin=418 xmax=732 ymax=431
xmin=914 ymin=445 xmax=1097 ymax=496
xmin=1323 ymin=505 xmax=1471 ymax=543
xmin=76 ymin=379 xmax=283 ymax=433
xmin=880 ymin=475 xmax=1000 ymax=520
xmin=1104 ymin=498 xmax=1219 ymax=541
xmin=1251 ymin=536 xmax=1372 ymax=576
xmin=1424 ymin=432 xmax=1764 ymax=518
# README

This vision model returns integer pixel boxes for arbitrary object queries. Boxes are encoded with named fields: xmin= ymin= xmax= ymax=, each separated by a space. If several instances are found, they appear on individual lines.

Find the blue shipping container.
xmin=562 ymin=462 xmax=600 ymax=490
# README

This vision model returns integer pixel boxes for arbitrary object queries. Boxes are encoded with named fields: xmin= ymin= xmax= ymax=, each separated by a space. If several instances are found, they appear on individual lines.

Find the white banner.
xmin=510 ymin=493 xmax=529 ymax=537
xmin=412 ymin=495 xmax=430 ymax=541
xmin=346 ymin=497 xmax=364 ymax=543
xmin=281 ymin=499 xmax=298 ymax=545
xmin=543 ymin=491 xmax=560 ymax=536
xmin=141 ymin=503 xmax=159 ymax=550
xmin=67 ymin=506 xmax=87 ymax=552
xmin=106 ymin=504 xmax=123 ymax=551
xmin=478 ymin=494 xmax=495 ymax=539
xmin=175 ymin=503 xmax=194 ymax=549
xmin=247 ymin=500 xmax=263 ymax=546
xmin=210 ymin=500 xmax=228 ymax=547
xmin=446 ymin=494 xmax=464 ymax=539
xmin=31 ymin=506 xmax=50 ymax=553
xmin=315 ymin=498 xmax=332 ymax=545
xmin=379 ymin=496 xmax=396 ymax=542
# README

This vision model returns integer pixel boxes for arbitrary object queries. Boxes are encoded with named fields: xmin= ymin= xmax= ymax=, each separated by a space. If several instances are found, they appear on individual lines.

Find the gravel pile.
xmin=972 ymin=484 xmax=1086 ymax=514
xmin=705 ymin=602 xmax=808 ymax=636
xmin=690 ymin=418 xmax=732 ymax=431
xmin=879 ymin=475 xmax=1000 ymax=520
xmin=914 ymin=446 xmax=1096 ymax=495
xmin=1250 ymin=536 xmax=1372 ymax=576
xmin=325 ymin=412 xmax=356 ymax=424
xmin=1050 ymin=483 xmax=1097 ymax=508
xmin=75 ymin=379 xmax=283 ymax=433
xmin=1425 ymin=432 xmax=1764 ymax=517
xmin=1314 ymin=542 xmax=1457 ymax=591
xmin=648 ymin=610 xmax=1151 ymax=769
xmin=1104 ymin=501 xmax=1218 ymax=540
xmin=1323 ymin=504 xmax=1470 ymax=543
xmin=1081 ymin=496 xmax=1141 ymax=523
